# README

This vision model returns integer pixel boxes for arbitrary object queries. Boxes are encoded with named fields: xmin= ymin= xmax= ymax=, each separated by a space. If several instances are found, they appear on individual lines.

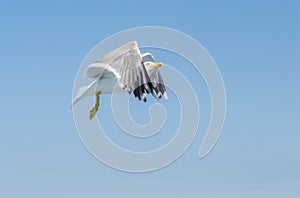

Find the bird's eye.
xmin=146 ymin=63 xmax=150 ymax=66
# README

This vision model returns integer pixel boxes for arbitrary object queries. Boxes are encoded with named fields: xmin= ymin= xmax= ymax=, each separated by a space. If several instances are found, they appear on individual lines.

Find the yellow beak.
xmin=153 ymin=62 xmax=163 ymax=68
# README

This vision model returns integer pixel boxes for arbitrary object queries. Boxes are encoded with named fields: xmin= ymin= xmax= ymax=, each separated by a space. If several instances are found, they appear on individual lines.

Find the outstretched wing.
xmin=85 ymin=41 xmax=154 ymax=101
xmin=150 ymin=69 xmax=168 ymax=100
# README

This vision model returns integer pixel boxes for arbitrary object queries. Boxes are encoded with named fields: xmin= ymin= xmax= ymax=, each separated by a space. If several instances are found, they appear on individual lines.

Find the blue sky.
xmin=0 ymin=0 xmax=299 ymax=197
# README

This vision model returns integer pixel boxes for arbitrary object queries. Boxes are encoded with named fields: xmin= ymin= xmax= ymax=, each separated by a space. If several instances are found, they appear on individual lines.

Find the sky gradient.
xmin=0 ymin=0 xmax=299 ymax=197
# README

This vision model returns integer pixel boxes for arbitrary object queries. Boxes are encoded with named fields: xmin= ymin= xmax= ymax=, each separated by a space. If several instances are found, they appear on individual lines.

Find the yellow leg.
xmin=89 ymin=92 xmax=101 ymax=120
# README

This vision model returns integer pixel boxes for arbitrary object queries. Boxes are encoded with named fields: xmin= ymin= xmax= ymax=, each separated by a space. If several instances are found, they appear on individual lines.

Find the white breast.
xmin=96 ymin=76 xmax=124 ymax=94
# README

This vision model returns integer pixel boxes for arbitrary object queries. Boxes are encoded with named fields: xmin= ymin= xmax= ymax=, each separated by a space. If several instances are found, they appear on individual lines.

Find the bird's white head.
xmin=142 ymin=52 xmax=163 ymax=71
xmin=144 ymin=61 xmax=163 ymax=69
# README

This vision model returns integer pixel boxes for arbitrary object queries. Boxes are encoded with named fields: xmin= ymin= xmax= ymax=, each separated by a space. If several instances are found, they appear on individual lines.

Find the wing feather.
xmin=150 ymin=70 xmax=168 ymax=100
xmin=84 ymin=41 xmax=155 ymax=100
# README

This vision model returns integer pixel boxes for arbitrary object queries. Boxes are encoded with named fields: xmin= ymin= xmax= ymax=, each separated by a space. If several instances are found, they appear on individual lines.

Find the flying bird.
xmin=72 ymin=41 xmax=168 ymax=119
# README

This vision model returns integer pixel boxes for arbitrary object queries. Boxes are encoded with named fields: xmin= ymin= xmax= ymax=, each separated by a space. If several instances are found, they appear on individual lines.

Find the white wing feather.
xmin=84 ymin=41 xmax=154 ymax=99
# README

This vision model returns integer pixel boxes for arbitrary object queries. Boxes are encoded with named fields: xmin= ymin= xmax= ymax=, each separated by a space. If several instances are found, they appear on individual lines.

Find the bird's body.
xmin=72 ymin=41 xmax=168 ymax=119
xmin=94 ymin=76 xmax=124 ymax=94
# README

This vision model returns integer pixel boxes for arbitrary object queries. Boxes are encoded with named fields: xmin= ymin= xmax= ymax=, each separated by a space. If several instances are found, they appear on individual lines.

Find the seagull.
xmin=72 ymin=41 xmax=168 ymax=119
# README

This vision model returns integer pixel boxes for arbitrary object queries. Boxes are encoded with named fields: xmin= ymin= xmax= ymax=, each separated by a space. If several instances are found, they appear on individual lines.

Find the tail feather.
xmin=71 ymin=80 xmax=98 ymax=107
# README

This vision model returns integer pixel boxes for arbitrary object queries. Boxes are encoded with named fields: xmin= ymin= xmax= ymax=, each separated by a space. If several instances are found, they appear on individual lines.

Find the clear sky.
xmin=0 ymin=0 xmax=299 ymax=197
